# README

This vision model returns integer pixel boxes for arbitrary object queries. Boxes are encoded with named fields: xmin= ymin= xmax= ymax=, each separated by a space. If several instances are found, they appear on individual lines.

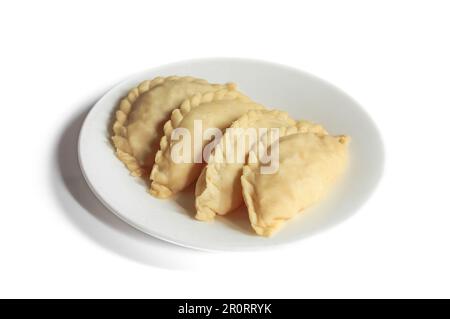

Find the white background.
xmin=1 ymin=0 xmax=449 ymax=298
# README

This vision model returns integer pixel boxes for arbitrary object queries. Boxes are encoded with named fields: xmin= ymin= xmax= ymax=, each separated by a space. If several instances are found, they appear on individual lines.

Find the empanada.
xmin=241 ymin=132 xmax=349 ymax=237
xmin=150 ymin=89 xmax=265 ymax=198
xmin=111 ymin=76 xmax=234 ymax=177
xmin=195 ymin=110 xmax=329 ymax=221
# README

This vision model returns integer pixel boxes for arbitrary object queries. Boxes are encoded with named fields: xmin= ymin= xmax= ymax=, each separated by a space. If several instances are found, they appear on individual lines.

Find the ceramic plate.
xmin=78 ymin=58 xmax=384 ymax=251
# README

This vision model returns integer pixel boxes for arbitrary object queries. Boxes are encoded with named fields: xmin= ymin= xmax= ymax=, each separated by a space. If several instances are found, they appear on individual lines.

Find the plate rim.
xmin=77 ymin=57 xmax=385 ymax=252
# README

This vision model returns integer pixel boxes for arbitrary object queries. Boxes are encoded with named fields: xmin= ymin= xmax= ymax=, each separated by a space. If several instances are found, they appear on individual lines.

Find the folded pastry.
xmin=195 ymin=110 xmax=329 ymax=221
xmin=150 ymin=89 xmax=265 ymax=198
xmin=241 ymin=132 xmax=349 ymax=237
xmin=111 ymin=76 xmax=235 ymax=177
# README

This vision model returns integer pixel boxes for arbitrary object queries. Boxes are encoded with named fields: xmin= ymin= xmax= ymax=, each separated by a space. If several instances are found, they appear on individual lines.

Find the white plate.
xmin=78 ymin=58 xmax=384 ymax=251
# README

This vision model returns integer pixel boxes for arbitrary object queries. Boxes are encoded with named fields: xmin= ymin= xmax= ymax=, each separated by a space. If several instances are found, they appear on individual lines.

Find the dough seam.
xmin=111 ymin=76 xmax=212 ymax=177
xmin=195 ymin=109 xmax=294 ymax=221
xmin=241 ymin=122 xmax=333 ymax=236
xmin=149 ymin=88 xmax=245 ymax=198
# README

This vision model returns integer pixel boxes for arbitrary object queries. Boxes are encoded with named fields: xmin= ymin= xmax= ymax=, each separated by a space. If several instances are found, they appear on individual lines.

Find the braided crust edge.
xmin=149 ymin=88 xmax=247 ymax=198
xmin=241 ymin=121 xmax=335 ymax=236
xmin=111 ymin=76 xmax=214 ymax=177
xmin=195 ymin=109 xmax=295 ymax=221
